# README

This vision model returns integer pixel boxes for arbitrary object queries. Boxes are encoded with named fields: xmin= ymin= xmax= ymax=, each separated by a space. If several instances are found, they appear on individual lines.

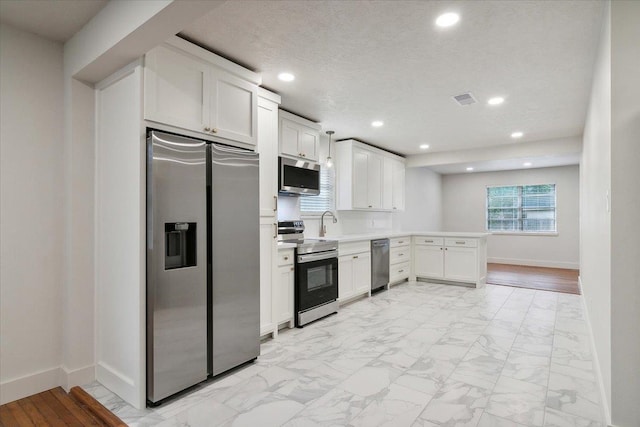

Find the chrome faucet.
xmin=320 ymin=211 xmax=338 ymax=237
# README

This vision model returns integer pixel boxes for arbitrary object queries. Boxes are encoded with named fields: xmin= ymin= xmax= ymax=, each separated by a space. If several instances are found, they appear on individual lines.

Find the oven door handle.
xmin=297 ymin=250 xmax=338 ymax=264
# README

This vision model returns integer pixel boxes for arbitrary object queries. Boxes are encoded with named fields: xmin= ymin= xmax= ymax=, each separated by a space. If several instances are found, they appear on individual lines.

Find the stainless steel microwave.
xmin=278 ymin=157 xmax=320 ymax=196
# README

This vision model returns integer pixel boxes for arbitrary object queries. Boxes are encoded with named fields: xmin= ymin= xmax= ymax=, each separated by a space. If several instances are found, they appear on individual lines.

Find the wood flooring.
xmin=0 ymin=387 xmax=125 ymax=427
xmin=487 ymin=263 xmax=580 ymax=294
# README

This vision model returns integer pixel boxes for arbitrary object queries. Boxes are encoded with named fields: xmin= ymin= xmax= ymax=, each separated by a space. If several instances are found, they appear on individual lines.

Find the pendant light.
xmin=326 ymin=130 xmax=334 ymax=168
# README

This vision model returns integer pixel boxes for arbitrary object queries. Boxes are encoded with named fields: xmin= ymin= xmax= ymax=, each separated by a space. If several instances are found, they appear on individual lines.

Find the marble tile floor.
xmin=84 ymin=281 xmax=606 ymax=427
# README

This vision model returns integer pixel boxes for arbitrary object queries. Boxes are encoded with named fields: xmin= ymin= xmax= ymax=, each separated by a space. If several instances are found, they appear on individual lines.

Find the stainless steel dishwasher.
xmin=371 ymin=238 xmax=390 ymax=292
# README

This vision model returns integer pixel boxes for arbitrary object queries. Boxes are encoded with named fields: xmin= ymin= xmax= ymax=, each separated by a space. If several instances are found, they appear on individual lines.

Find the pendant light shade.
xmin=326 ymin=130 xmax=334 ymax=168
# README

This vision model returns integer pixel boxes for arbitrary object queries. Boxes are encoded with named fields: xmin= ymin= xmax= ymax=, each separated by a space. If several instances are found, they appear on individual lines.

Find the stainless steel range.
xmin=278 ymin=221 xmax=339 ymax=327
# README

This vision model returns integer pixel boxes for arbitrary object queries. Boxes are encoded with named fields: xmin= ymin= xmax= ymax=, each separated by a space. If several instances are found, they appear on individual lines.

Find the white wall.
xmin=442 ymin=166 xmax=580 ymax=269
xmin=580 ymin=2 xmax=611 ymax=420
xmin=610 ymin=1 xmax=640 ymax=425
xmin=61 ymin=78 xmax=96 ymax=389
xmin=581 ymin=4 xmax=640 ymax=424
xmin=396 ymin=167 xmax=442 ymax=232
xmin=0 ymin=24 xmax=65 ymax=404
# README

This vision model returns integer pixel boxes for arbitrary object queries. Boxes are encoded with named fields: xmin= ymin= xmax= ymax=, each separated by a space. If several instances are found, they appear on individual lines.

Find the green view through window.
xmin=486 ymin=184 xmax=556 ymax=233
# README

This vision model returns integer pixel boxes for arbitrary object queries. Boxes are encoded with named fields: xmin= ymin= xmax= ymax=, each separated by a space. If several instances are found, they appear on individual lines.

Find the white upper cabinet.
xmin=279 ymin=110 xmax=321 ymax=162
xmin=257 ymin=90 xmax=281 ymax=217
xmin=350 ymin=147 xmax=383 ymax=209
xmin=144 ymin=38 xmax=260 ymax=146
xmin=336 ymin=139 xmax=405 ymax=211
xmin=382 ymin=157 xmax=393 ymax=210
xmin=209 ymin=68 xmax=257 ymax=145
xmin=144 ymin=44 xmax=209 ymax=133
xmin=391 ymin=158 xmax=405 ymax=211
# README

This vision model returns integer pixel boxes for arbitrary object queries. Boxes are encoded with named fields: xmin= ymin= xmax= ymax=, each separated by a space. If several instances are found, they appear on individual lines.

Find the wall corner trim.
xmin=579 ymin=276 xmax=612 ymax=425
xmin=61 ymin=364 xmax=96 ymax=393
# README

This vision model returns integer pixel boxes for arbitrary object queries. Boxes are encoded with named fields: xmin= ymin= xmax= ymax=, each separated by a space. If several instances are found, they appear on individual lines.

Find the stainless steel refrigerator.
xmin=146 ymin=130 xmax=260 ymax=404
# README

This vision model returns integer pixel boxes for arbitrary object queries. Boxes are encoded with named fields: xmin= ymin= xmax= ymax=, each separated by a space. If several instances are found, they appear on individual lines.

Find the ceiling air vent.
xmin=452 ymin=92 xmax=477 ymax=106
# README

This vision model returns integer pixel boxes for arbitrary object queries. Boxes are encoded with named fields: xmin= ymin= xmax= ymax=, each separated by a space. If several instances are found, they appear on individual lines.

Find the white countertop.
xmin=323 ymin=231 xmax=489 ymax=243
xmin=277 ymin=232 xmax=488 ymax=247
xmin=277 ymin=242 xmax=297 ymax=250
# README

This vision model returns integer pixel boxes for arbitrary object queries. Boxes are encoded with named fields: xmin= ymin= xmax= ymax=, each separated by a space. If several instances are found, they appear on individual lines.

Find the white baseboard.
xmin=0 ymin=366 xmax=62 ymax=405
xmin=96 ymin=361 xmax=143 ymax=409
xmin=579 ymin=276 xmax=612 ymax=425
xmin=61 ymin=364 xmax=95 ymax=392
xmin=488 ymin=257 xmax=579 ymax=270
xmin=0 ymin=364 xmax=97 ymax=404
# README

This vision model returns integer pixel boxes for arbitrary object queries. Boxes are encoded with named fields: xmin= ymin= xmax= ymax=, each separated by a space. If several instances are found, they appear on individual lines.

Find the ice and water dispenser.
xmin=165 ymin=222 xmax=197 ymax=269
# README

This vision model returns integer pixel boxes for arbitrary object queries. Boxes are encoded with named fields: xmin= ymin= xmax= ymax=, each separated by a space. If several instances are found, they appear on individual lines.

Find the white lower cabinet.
xmin=414 ymin=245 xmax=445 ymax=279
xmin=259 ymin=219 xmax=277 ymax=337
xmin=389 ymin=236 xmax=410 ymax=285
xmin=275 ymin=249 xmax=295 ymax=326
xmin=444 ymin=247 xmax=477 ymax=282
xmin=338 ymin=241 xmax=371 ymax=302
xmin=390 ymin=261 xmax=410 ymax=284
xmin=413 ymin=236 xmax=486 ymax=287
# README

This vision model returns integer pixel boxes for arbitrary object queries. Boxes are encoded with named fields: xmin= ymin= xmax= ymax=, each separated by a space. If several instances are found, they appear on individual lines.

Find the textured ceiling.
xmin=0 ymin=0 xmax=108 ymax=42
xmin=181 ymin=0 xmax=604 ymax=157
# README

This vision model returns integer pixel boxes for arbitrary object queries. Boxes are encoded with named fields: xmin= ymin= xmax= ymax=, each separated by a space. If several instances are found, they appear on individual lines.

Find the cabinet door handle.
xmin=204 ymin=127 xmax=211 ymax=132
xmin=440 ymin=247 xmax=443 ymax=250
xmin=393 ymin=207 xmax=397 ymax=210
xmin=398 ymin=269 xmax=404 ymax=273
xmin=284 ymin=256 xmax=289 ymax=260
xmin=290 ymin=267 xmax=294 ymax=271
xmin=211 ymin=128 xmax=218 ymax=134
xmin=353 ymin=255 xmax=359 ymax=259
xmin=445 ymin=248 xmax=448 ymax=250
xmin=273 ymin=195 xmax=278 ymax=212
xmin=425 ymin=240 xmax=433 ymax=243
xmin=368 ymin=205 xmax=372 ymax=208
xmin=398 ymin=241 xmax=404 ymax=244
xmin=398 ymin=253 xmax=404 ymax=257
xmin=273 ymin=223 xmax=278 ymax=239
xmin=455 ymin=241 xmax=465 ymax=244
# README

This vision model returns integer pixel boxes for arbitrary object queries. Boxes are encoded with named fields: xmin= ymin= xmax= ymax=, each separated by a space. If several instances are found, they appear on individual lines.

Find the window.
xmin=486 ymin=184 xmax=556 ymax=233
xmin=300 ymin=166 xmax=334 ymax=214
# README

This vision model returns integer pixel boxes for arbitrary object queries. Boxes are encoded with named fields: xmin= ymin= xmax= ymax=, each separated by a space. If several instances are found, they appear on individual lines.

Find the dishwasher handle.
xmin=371 ymin=238 xmax=390 ymax=248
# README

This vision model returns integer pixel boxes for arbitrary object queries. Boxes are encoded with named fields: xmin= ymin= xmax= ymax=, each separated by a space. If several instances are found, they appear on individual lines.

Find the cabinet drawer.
xmin=390 ymin=236 xmax=410 ymax=248
xmin=390 ymin=247 xmax=410 ymax=264
xmin=445 ymin=238 xmax=477 ymax=248
xmin=339 ymin=240 xmax=370 ymax=256
xmin=277 ymin=249 xmax=295 ymax=266
xmin=414 ymin=237 xmax=444 ymax=246
xmin=390 ymin=261 xmax=410 ymax=282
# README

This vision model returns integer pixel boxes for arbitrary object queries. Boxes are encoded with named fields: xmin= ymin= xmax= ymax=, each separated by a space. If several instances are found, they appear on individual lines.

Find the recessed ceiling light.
xmin=436 ymin=12 xmax=460 ymax=28
xmin=371 ymin=121 xmax=384 ymax=127
xmin=523 ymin=162 xmax=533 ymax=167
xmin=420 ymin=144 xmax=430 ymax=150
xmin=278 ymin=72 xmax=295 ymax=82
xmin=511 ymin=131 xmax=524 ymax=139
xmin=466 ymin=167 xmax=474 ymax=172
xmin=487 ymin=97 xmax=505 ymax=106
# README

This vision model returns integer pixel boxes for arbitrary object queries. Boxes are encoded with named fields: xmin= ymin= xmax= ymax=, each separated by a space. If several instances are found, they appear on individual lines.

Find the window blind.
xmin=487 ymin=184 xmax=556 ymax=232
xmin=300 ymin=166 xmax=334 ymax=214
